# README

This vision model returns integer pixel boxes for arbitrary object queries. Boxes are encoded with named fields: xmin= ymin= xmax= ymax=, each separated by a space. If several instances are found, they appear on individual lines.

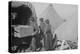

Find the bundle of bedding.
xmin=55 ymin=40 xmax=78 ymax=50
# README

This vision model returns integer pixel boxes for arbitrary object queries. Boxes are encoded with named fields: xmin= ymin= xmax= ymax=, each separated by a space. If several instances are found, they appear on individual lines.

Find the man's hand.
xmin=32 ymin=31 xmax=37 ymax=35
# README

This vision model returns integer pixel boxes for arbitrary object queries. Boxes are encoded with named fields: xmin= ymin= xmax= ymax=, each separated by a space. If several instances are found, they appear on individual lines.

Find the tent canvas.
xmin=39 ymin=4 xmax=65 ymax=32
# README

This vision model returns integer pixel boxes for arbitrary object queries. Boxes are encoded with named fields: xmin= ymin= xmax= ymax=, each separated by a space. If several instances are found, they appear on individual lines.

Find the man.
xmin=39 ymin=18 xmax=46 ymax=49
xmin=39 ymin=18 xmax=46 ymax=36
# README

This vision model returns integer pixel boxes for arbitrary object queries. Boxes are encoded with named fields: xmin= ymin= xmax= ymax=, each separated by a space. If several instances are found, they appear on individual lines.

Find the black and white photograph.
xmin=9 ymin=1 xmax=78 ymax=53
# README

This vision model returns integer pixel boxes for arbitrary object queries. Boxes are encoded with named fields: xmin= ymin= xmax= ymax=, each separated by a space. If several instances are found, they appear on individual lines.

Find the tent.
xmin=39 ymin=4 xmax=65 ymax=32
xmin=55 ymin=12 xmax=78 ymax=42
xmin=39 ymin=4 xmax=77 ymax=42
xmin=11 ymin=1 xmax=37 ymax=37
xmin=11 ymin=1 xmax=37 ymax=23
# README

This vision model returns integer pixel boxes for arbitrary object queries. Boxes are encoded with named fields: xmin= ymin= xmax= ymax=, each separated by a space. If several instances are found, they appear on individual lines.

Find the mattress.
xmin=14 ymin=25 xmax=34 ymax=38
